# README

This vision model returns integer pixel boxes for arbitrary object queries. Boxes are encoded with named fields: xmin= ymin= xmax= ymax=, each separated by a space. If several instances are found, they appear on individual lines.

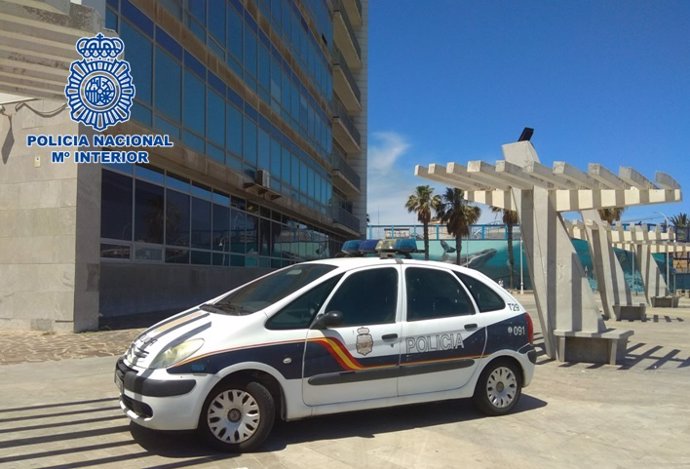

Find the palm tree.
xmin=405 ymin=185 xmax=441 ymax=260
xmin=437 ymin=188 xmax=481 ymax=265
xmin=670 ymin=212 xmax=688 ymax=242
xmin=598 ymin=207 xmax=624 ymax=225
xmin=491 ymin=207 xmax=519 ymax=289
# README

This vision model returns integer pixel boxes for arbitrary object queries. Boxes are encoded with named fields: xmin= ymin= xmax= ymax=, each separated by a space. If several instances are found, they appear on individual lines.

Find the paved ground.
xmin=0 ymin=329 xmax=142 ymax=365
xmin=0 ymin=293 xmax=689 ymax=468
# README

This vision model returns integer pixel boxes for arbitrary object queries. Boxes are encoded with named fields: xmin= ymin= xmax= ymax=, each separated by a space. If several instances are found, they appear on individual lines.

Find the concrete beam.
xmin=553 ymin=188 xmax=681 ymax=212
xmin=656 ymin=172 xmax=681 ymax=190
xmin=524 ymin=160 xmax=575 ymax=189
xmin=446 ymin=162 xmax=497 ymax=190
xmin=464 ymin=189 xmax=516 ymax=211
xmin=609 ymin=226 xmax=674 ymax=244
xmin=466 ymin=161 xmax=516 ymax=190
xmin=553 ymin=162 xmax=600 ymax=189
xmin=619 ymin=167 xmax=657 ymax=190
xmin=495 ymin=160 xmax=545 ymax=189
xmin=415 ymin=163 xmax=488 ymax=191
xmin=588 ymin=163 xmax=628 ymax=189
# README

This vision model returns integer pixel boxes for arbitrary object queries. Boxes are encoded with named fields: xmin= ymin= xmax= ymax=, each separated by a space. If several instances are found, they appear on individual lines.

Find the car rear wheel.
xmin=473 ymin=360 xmax=521 ymax=416
xmin=199 ymin=381 xmax=275 ymax=452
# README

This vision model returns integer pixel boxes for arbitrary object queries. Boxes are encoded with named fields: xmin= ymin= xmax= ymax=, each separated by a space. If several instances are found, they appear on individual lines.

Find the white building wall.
xmin=0 ymin=97 xmax=100 ymax=331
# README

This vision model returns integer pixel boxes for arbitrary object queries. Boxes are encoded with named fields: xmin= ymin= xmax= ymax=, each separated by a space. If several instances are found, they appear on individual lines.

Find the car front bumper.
xmin=115 ymin=357 xmax=217 ymax=431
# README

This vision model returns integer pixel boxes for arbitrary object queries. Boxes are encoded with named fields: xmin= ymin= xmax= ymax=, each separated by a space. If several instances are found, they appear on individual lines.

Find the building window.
xmin=258 ymin=128 xmax=270 ymax=171
xmin=134 ymin=180 xmax=164 ymax=244
xmin=226 ymin=103 xmax=242 ymax=157
xmin=207 ymin=88 xmax=225 ymax=148
xmin=227 ymin=5 xmax=243 ymax=75
xmin=101 ymin=170 xmax=133 ymax=241
xmin=121 ymin=20 xmax=152 ymax=105
xmin=243 ymin=21 xmax=257 ymax=88
xmin=243 ymin=115 xmax=257 ymax=167
xmin=191 ymin=197 xmax=212 ymax=250
xmin=183 ymin=68 xmax=205 ymax=134
xmin=165 ymin=189 xmax=190 ymax=247
xmin=208 ymin=0 xmax=226 ymax=45
xmin=213 ymin=202 xmax=230 ymax=253
xmin=155 ymin=46 xmax=181 ymax=121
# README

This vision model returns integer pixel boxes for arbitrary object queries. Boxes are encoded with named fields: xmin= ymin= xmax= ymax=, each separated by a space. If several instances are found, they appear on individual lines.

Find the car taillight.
xmin=524 ymin=312 xmax=534 ymax=344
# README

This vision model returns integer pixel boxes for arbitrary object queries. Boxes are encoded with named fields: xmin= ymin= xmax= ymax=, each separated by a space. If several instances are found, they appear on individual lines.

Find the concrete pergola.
xmin=566 ymin=221 xmax=676 ymax=319
xmin=609 ymin=225 xmax=684 ymax=307
xmin=618 ymin=242 xmax=690 ymax=302
xmin=415 ymin=141 xmax=681 ymax=364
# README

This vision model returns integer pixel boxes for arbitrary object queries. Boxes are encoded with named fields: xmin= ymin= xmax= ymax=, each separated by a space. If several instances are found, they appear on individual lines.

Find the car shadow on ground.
xmin=130 ymin=394 xmax=547 ymax=460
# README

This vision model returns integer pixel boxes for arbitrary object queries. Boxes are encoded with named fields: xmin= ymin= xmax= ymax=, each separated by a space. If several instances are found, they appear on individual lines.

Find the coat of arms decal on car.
xmin=356 ymin=326 xmax=373 ymax=355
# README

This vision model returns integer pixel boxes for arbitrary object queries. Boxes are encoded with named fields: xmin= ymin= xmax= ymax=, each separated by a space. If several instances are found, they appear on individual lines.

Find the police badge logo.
xmin=65 ymin=33 xmax=136 ymax=132
xmin=356 ymin=327 xmax=373 ymax=356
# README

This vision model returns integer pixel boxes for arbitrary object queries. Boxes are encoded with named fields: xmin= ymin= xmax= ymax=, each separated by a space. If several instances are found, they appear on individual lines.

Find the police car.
xmin=115 ymin=257 xmax=536 ymax=452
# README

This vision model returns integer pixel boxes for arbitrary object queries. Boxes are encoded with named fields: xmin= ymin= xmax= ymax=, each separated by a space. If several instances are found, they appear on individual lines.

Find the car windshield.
xmin=208 ymin=264 xmax=337 ymax=315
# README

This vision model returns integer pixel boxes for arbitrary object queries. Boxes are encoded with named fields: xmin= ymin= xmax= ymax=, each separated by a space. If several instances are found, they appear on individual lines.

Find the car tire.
xmin=473 ymin=360 xmax=522 ymax=416
xmin=199 ymin=380 xmax=275 ymax=452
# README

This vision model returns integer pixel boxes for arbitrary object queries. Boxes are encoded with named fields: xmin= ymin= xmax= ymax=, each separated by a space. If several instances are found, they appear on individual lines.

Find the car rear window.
xmin=406 ymin=267 xmax=475 ymax=320
xmin=454 ymin=272 xmax=506 ymax=313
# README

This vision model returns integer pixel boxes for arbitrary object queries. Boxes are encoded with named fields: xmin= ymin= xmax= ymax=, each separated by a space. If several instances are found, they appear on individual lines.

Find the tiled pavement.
xmin=0 ymin=329 xmax=143 ymax=365
xmin=1 ymin=295 xmax=690 ymax=467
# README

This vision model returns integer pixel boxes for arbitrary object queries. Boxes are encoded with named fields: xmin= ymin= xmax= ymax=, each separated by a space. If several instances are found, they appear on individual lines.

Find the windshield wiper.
xmin=199 ymin=303 xmax=235 ymax=315
xmin=200 ymin=303 xmax=253 ymax=316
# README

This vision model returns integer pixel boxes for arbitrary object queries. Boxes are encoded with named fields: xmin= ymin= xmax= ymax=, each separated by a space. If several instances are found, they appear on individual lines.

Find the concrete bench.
xmin=613 ymin=303 xmax=646 ymax=321
xmin=650 ymin=296 xmax=679 ymax=308
xmin=553 ymin=329 xmax=634 ymax=365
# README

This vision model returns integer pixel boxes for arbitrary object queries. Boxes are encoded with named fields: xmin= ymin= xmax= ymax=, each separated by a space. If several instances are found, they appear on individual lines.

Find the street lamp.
xmin=657 ymin=211 xmax=671 ymax=296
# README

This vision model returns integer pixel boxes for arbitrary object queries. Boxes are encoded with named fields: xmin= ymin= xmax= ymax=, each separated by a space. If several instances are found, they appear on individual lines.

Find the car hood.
xmin=123 ymin=307 xmax=253 ymax=369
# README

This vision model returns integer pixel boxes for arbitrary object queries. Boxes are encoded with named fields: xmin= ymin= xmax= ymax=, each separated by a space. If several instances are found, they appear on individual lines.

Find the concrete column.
xmin=0 ymin=97 xmax=100 ymax=331
xmin=639 ymin=244 xmax=668 ymax=303
xmin=581 ymin=210 xmax=633 ymax=319
xmin=502 ymin=142 xmax=606 ymax=359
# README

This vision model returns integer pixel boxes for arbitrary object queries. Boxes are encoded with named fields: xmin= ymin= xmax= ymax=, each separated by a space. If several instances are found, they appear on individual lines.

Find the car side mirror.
xmin=311 ymin=310 xmax=343 ymax=329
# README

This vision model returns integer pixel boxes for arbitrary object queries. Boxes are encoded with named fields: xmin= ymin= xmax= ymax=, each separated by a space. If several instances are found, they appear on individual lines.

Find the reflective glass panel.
xmin=183 ymin=69 xmax=205 ymax=134
xmin=166 ymin=189 xmax=190 ymax=247
xmin=101 ymin=170 xmax=133 ymax=241
xmin=155 ymin=47 xmax=181 ymax=121
xmin=134 ymin=180 xmax=164 ymax=244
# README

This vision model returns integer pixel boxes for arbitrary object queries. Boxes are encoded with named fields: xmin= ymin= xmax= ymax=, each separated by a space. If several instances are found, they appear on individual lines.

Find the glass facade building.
xmin=100 ymin=0 xmax=367 ymax=270
xmin=0 ymin=0 xmax=367 ymax=331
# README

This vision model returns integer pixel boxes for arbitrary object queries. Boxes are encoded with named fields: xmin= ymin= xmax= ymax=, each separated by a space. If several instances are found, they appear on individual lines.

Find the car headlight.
xmin=150 ymin=338 xmax=204 ymax=369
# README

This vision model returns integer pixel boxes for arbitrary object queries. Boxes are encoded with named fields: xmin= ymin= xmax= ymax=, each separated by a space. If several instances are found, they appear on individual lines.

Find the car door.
xmin=302 ymin=265 xmax=402 ymax=406
xmin=398 ymin=265 xmax=491 ymax=396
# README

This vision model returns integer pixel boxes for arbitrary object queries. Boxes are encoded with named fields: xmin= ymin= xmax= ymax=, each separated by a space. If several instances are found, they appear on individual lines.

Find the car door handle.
xmin=382 ymin=333 xmax=398 ymax=340
xmin=464 ymin=323 xmax=478 ymax=330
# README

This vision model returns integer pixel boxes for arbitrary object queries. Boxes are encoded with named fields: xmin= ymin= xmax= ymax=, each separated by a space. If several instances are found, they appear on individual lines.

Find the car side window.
xmin=405 ymin=267 xmax=475 ymax=321
xmin=454 ymin=272 xmax=506 ymax=313
xmin=324 ymin=268 xmax=398 ymax=326
xmin=266 ymin=275 xmax=343 ymax=330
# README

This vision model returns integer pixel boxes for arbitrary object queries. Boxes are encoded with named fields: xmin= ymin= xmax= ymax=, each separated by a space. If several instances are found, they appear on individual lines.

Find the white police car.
xmin=115 ymin=257 xmax=536 ymax=452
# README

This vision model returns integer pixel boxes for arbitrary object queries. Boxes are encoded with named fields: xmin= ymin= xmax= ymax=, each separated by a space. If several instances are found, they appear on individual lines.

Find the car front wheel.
xmin=199 ymin=380 xmax=275 ymax=452
xmin=473 ymin=360 xmax=522 ymax=416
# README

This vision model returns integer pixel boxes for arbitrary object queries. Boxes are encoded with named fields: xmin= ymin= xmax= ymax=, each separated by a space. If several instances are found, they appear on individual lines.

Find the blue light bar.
xmin=341 ymin=240 xmax=362 ymax=256
xmin=358 ymin=239 xmax=380 ymax=254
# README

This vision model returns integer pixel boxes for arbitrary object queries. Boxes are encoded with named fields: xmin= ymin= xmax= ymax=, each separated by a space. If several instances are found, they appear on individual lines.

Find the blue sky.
xmin=366 ymin=0 xmax=690 ymax=226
